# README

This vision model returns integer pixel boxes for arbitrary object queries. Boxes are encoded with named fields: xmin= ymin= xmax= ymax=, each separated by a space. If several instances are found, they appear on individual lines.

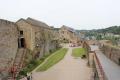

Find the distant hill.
xmin=76 ymin=26 xmax=120 ymax=35
xmin=75 ymin=26 xmax=120 ymax=40
xmin=96 ymin=26 xmax=120 ymax=34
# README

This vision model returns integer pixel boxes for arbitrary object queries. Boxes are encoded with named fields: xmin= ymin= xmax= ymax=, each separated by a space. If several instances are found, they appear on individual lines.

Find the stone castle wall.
xmin=16 ymin=19 xmax=34 ymax=50
xmin=16 ymin=18 xmax=59 ymax=59
xmin=100 ymin=43 xmax=120 ymax=65
xmin=0 ymin=19 xmax=18 ymax=78
xmin=59 ymin=26 xmax=80 ymax=43
xmin=32 ymin=24 xmax=58 ymax=57
xmin=0 ymin=19 xmax=18 ymax=61
xmin=0 ymin=18 xmax=59 ymax=79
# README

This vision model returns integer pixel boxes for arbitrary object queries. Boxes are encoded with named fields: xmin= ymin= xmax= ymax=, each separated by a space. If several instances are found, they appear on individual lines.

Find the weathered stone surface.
xmin=0 ymin=18 xmax=60 ymax=79
xmin=57 ymin=25 xmax=80 ymax=44
xmin=16 ymin=18 xmax=59 ymax=59
xmin=16 ymin=19 xmax=34 ymax=50
xmin=0 ymin=19 xmax=18 ymax=62
xmin=100 ymin=43 xmax=120 ymax=65
xmin=0 ymin=19 xmax=18 ymax=78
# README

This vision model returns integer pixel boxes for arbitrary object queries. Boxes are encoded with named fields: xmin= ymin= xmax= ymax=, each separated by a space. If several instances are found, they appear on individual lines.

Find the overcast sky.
xmin=0 ymin=0 xmax=120 ymax=30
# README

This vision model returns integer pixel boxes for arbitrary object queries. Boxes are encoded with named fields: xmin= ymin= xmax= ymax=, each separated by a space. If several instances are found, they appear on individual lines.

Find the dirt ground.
xmin=30 ymin=45 xmax=91 ymax=80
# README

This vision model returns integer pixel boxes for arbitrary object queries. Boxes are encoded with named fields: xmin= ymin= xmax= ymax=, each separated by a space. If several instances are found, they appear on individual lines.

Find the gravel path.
xmin=31 ymin=46 xmax=91 ymax=80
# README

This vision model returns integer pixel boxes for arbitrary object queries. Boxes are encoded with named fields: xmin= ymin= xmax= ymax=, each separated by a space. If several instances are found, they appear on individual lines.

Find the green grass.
xmin=72 ymin=48 xmax=86 ymax=57
xmin=37 ymin=48 xmax=68 ymax=71
xmin=19 ymin=52 xmax=53 ymax=76
xmin=19 ymin=59 xmax=44 ymax=76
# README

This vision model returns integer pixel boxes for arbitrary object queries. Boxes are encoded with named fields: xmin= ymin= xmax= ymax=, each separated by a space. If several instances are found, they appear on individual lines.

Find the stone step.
xmin=11 ymin=48 xmax=26 ymax=78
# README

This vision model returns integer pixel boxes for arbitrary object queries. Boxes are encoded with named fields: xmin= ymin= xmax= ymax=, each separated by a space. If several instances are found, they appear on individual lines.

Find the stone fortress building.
xmin=54 ymin=25 xmax=81 ymax=44
xmin=59 ymin=25 xmax=79 ymax=43
xmin=0 ymin=18 xmax=60 ymax=79
xmin=0 ymin=18 xmax=79 ymax=78
xmin=16 ymin=18 xmax=59 ymax=57
xmin=0 ymin=17 xmax=81 ymax=79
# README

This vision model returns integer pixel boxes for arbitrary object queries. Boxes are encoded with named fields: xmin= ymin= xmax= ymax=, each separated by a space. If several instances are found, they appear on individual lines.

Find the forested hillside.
xmin=96 ymin=26 xmax=120 ymax=34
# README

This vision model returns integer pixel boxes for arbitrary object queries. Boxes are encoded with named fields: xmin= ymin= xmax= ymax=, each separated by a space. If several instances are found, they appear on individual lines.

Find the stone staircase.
xmin=8 ymin=48 xmax=26 ymax=80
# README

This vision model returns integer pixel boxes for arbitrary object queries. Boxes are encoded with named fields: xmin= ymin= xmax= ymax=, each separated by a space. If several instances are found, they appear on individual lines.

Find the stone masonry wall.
xmin=0 ymin=19 xmax=18 ymax=60
xmin=82 ymin=41 xmax=91 ymax=66
xmin=33 ymin=25 xmax=57 ymax=57
xmin=16 ymin=18 xmax=59 ymax=59
xmin=100 ymin=44 xmax=120 ymax=65
xmin=0 ymin=19 xmax=18 ymax=78
xmin=16 ymin=19 xmax=34 ymax=50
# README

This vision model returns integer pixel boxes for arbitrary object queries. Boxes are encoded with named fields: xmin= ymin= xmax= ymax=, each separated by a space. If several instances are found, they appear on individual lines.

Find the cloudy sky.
xmin=0 ymin=0 xmax=120 ymax=30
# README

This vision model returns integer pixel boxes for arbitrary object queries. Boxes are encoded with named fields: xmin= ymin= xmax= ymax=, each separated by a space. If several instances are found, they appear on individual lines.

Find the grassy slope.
xmin=37 ymin=48 xmax=68 ymax=71
xmin=72 ymin=48 xmax=86 ymax=57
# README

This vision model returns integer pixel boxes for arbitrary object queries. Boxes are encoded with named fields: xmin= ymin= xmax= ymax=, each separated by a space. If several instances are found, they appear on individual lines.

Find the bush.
xmin=81 ymin=54 xmax=86 ymax=59
xmin=30 ymin=59 xmax=38 ymax=65
xmin=19 ymin=68 xmax=27 ymax=76
xmin=19 ymin=59 xmax=43 ymax=76
xmin=19 ymin=48 xmax=61 ymax=76
xmin=40 ymin=57 xmax=45 ymax=61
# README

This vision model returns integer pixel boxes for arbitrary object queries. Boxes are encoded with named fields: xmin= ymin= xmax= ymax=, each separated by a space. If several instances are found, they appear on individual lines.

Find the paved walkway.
xmin=90 ymin=45 xmax=120 ymax=80
xmin=31 ymin=46 xmax=91 ymax=80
